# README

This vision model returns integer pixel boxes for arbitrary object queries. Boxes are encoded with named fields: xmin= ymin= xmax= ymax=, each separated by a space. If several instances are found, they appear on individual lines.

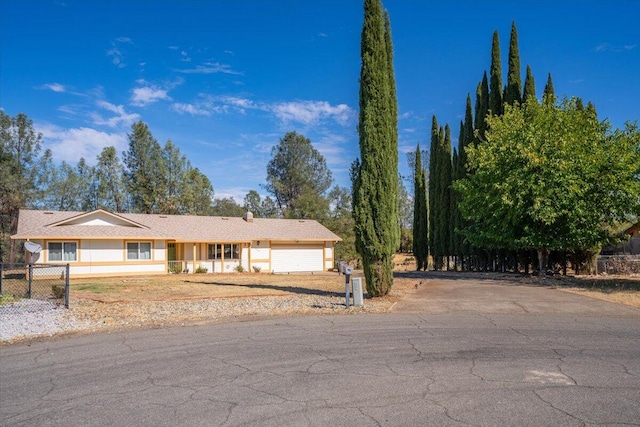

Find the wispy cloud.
xmin=269 ymin=101 xmax=353 ymax=126
xmin=107 ymin=37 xmax=134 ymax=68
xmin=172 ymin=103 xmax=211 ymax=116
xmin=176 ymin=61 xmax=243 ymax=75
xmin=131 ymin=86 xmax=171 ymax=106
xmin=172 ymin=95 xmax=354 ymax=127
xmin=593 ymin=42 xmax=637 ymax=53
xmin=130 ymin=79 xmax=181 ymax=107
xmin=179 ymin=50 xmax=191 ymax=62
xmin=37 ymin=123 xmax=128 ymax=165
xmin=42 ymin=83 xmax=66 ymax=93
xmin=90 ymin=101 xmax=140 ymax=127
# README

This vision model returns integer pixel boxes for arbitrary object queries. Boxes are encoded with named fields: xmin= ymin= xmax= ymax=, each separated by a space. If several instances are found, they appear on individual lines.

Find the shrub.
xmin=235 ymin=264 xmax=245 ymax=273
xmin=195 ymin=266 xmax=208 ymax=274
xmin=0 ymin=292 xmax=17 ymax=306
xmin=52 ymin=285 xmax=65 ymax=299
xmin=252 ymin=265 xmax=262 ymax=273
xmin=169 ymin=263 xmax=183 ymax=274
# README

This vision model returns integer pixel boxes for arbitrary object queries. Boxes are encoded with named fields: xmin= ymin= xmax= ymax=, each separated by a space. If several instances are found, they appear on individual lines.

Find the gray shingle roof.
xmin=13 ymin=209 xmax=342 ymax=242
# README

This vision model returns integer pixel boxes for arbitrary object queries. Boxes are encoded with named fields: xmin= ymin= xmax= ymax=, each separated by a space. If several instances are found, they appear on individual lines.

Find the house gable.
xmin=49 ymin=210 xmax=148 ymax=229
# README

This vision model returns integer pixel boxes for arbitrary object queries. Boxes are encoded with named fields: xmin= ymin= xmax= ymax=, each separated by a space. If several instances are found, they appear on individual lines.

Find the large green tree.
xmin=123 ymin=121 xmax=165 ymax=214
xmin=95 ymin=146 xmax=127 ymax=213
xmin=353 ymin=0 xmax=399 ymax=296
xmin=412 ymin=145 xmax=428 ymax=270
xmin=455 ymin=98 xmax=640 ymax=274
xmin=243 ymin=190 xmax=278 ymax=218
xmin=0 ymin=112 xmax=43 ymax=262
xmin=179 ymin=168 xmax=214 ymax=215
xmin=265 ymin=131 xmax=332 ymax=219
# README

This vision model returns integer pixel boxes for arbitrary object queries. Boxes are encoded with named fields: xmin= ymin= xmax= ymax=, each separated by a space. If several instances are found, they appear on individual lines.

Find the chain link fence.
xmin=0 ymin=263 xmax=69 ymax=314
xmin=597 ymin=256 xmax=640 ymax=275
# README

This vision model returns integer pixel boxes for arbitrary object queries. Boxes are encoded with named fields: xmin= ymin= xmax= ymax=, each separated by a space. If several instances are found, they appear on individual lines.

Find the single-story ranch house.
xmin=12 ymin=209 xmax=341 ymax=278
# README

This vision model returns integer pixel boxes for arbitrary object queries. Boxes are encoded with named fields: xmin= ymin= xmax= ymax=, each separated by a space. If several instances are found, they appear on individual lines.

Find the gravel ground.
xmin=0 ymin=293 xmax=399 ymax=344
xmin=0 ymin=300 xmax=92 ymax=342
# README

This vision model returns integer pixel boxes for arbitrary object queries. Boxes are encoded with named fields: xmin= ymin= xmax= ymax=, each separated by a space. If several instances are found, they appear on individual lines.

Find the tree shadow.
xmin=183 ymin=280 xmax=347 ymax=298
xmin=394 ymin=270 xmax=640 ymax=292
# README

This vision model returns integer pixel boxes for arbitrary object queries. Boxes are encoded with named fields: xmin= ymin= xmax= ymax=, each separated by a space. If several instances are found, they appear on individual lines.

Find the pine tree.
xmin=123 ymin=121 xmax=165 ymax=214
xmin=489 ymin=30 xmax=503 ymax=115
xmin=504 ymin=21 xmax=522 ymax=105
xmin=523 ymin=65 xmax=536 ymax=103
xmin=543 ymin=72 xmax=556 ymax=105
xmin=412 ymin=144 xmax=428 ymax=270
xmin=353 ymin=0 xmax=399 ymax=297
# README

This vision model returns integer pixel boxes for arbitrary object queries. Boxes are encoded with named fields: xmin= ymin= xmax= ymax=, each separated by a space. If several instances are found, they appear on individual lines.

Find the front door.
xmin=167 ymin=243 xmax=176 ymax=261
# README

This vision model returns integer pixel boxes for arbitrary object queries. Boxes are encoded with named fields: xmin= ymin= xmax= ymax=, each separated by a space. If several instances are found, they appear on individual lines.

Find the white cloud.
xmin=91 ymin=101 xmax=140 ymax=127
xmin=38 ymin=123 xmax=128 ymax=165
xmin=131 ymin=86 xmax=171 ymax=106
xmin=43 ymin=83 xmax=66 ymax=93
xmin=106 ymin=46 xmax=124 ymax=68
xmin=177 ymin=61 xmax=243 ymax=75
xmin=269 ymin=101 xmax=353 ymax=126
xmin=172 ymin=103 xmax=211 ymax=116
xmin=106 ymin=37 xmax=133 ymax=68
xmin=594 ymin=42 xmax=637 ymax=53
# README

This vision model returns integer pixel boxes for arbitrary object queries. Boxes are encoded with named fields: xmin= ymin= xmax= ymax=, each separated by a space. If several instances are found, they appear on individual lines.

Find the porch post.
xmin=192 ymin=243 xmax=197 ymax=273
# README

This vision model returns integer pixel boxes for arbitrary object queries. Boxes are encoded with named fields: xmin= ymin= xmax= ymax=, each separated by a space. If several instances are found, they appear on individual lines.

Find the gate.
xmin=0 ymin=263 xmax=70 ymax=314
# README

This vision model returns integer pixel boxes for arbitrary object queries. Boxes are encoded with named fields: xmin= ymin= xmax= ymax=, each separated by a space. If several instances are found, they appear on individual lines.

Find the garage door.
xmin=271 ymin=245 xmax=324 ymax=273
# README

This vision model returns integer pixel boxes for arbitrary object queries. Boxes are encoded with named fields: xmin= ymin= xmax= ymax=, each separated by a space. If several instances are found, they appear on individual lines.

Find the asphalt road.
xmin=2 ymin=273 xmax=639 ymax=426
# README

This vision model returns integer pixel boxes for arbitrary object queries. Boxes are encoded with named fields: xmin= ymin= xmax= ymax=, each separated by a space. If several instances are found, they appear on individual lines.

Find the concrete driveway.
xmin=2 ymin=273 xmax=639 ymax=426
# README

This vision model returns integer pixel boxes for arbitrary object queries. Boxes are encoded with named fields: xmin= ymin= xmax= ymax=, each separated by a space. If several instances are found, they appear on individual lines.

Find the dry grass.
xmin=70 ymin=273 xmax=353 ymax=303
xmin=68 ymin=254 xmax=640 ymax=309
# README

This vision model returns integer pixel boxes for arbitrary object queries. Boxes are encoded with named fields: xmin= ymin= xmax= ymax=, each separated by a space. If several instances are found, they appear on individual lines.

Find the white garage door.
xmin=271 ymin=245 xmax=324 ymax=273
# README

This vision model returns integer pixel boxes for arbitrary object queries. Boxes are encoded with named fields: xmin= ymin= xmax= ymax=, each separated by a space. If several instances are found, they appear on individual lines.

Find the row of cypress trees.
xmin=414 ymin=22 xmax=558 ymax=271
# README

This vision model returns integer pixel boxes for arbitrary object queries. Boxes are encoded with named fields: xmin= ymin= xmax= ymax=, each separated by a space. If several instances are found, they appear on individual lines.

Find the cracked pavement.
xmin=1 ymin=275 xmax=639 ymax=426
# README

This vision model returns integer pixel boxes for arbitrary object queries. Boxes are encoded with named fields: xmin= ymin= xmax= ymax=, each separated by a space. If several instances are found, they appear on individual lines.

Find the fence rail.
xmin=0 ymin=263 xmax=69 ymax=314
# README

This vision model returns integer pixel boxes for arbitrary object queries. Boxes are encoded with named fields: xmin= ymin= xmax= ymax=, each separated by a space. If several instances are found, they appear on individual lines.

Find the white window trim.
xmin=126 ymin=241 xmax=152 ymax=261
xmin=47 ymin=241 xmax=78 ymax=262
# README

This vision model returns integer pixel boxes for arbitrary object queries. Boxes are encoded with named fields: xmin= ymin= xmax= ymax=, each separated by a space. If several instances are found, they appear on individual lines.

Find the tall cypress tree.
xmin=523 ymin=65 xmax=536 ymax=103
xmin=474 ymin=72 xmax=489 ymax=143
xmin=412 ymin=144 xmax=428 ymax=270
xmin=353 ymin=0 xmax=399 ymax=297
xmin=504 ymin=21 xmax=522 ymax=106
xmin=543 ymin=72 xmax=556 ymax=105
xmin=427 ymin=116 xmax=439 ymax=266
xmin=441 ymin=124 xmax=453 ymax=264
xmin=489 ymin=30 xmax=503 ymax=115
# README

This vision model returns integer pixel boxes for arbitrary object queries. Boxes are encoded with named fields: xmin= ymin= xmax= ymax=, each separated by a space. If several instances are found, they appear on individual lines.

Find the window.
xmin=48 ymin=242 xmax=77 ymax=262
xmin=127 ymin=242 xmax=151 ymax=260
xmin=208 ymin=243 xmax=240 ymax=260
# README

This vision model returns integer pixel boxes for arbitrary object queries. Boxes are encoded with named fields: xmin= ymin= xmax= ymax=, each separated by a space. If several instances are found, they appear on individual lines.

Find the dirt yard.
xmin=65 ymin=255 xmax=639 ymax=332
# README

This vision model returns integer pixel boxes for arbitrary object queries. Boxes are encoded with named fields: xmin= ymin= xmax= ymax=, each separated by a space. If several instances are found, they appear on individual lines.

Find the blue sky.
xmin=2 ymin=0 xmax=639 ymax=202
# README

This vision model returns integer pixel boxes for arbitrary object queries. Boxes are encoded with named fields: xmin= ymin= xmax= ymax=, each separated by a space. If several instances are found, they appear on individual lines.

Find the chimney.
xmin=243 ymin=211 xmax=254 ymax=223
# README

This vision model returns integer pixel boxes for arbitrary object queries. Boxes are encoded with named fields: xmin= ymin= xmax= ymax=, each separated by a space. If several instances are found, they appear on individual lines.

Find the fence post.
xmin=28 ymin=263 xmax=33 ymax=299
xmin=65 ymin=263 xmax=70 ymax=308
xmin=0 ymin=262 xmax=3 ymax=297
